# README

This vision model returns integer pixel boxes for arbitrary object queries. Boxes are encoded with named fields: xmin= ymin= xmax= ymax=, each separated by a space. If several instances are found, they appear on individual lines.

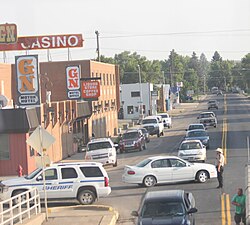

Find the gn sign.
xmin=0 ymin=24 xmax=17 ymax=43
xmin=15 ymin=55 xmax=40 ymax=107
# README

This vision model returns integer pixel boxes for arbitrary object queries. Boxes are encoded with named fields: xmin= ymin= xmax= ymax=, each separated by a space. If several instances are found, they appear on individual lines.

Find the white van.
xmin=86 ymin=138 xmax=117 ymax=167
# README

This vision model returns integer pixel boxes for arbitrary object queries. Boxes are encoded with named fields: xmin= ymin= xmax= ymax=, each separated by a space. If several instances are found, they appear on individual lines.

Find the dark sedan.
xmin=131 ymin=189 xmax=197 ymax=225
xmin=184 ymin=129 xmax=210 ymax=148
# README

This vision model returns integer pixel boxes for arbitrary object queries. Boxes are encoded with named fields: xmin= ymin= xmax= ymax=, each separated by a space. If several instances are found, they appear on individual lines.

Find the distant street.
xmin=97 ymin=93 xmax=250 ymax=225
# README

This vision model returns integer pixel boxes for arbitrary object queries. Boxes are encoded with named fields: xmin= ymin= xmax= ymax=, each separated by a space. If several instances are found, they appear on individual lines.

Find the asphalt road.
xmin=95 ymin=93 xmax=250 ymax=225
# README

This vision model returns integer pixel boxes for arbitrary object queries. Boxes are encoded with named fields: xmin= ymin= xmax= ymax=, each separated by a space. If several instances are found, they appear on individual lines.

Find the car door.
xmin=150 ymin=159 xmax=172 ymax=183
xmin=169 ymin=158 xmax=194 ymax=181
xmin=35 ymin=168 xmax=59 ymax=199
xmin=58 ymin=167 xmax=79 ymax=198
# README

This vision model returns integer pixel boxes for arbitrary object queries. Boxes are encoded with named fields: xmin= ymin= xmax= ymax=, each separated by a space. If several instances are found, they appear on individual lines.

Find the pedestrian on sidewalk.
xmin=232 ymin=188 xmax=246 ymax=225
xmin=215 ymin=148 xmax=225 ymax=188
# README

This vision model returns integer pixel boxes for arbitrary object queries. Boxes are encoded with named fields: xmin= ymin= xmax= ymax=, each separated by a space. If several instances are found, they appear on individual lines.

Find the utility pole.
xmin=95 ymin=30 xmax=100 ymax=62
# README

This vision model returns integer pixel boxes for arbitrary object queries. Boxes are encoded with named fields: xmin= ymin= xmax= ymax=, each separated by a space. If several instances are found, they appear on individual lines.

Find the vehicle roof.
xmin=188 ymin=123 xmax=205 ymax=126
xmin=124 ymin=129 xmax=140 ymax=133
xmin=143 ymin=115 xmax=161 ymax=119
xmin=187 ymin=129 xmax=207 ymax=133
xmin=52 ymin=161 xmax=103 ymax=167
xmin=181 ymin=139 xmax=202 ymax=144
xmin=147 ymin=155 xmax=180 ymax=160
xmin=88 ymin=138 xmax=112 ymax=143
xmin=200 ymin=111 xmax=215 ymax=114
xmin=144 ymin=189 xmax=184 ymax=202
xmin=157 ymin=113 xmax=170 ymax=116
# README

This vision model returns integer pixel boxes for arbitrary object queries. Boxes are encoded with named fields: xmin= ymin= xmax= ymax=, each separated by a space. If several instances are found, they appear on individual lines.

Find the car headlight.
xmin=198 ymin=151 xmax=203 ymax=155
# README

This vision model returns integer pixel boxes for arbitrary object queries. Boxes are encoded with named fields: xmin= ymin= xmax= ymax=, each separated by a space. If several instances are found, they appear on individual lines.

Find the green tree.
xmin=241 ymin=53 xmax=250 ymax=92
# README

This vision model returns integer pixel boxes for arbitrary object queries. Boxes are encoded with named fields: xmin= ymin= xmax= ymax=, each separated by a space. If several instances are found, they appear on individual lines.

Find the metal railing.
xmin=0 ymin=188 xmax=41 ymax=225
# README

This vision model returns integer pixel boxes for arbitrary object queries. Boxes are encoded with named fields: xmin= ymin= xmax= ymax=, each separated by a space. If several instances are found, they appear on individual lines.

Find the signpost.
xmin=26 ymin=126 xmax=55 ymax=221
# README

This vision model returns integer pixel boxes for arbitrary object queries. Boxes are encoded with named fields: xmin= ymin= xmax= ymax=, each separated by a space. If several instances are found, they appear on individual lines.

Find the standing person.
xmin=215 ymin=148 xmax=225 ymax=188
xmin=232 ymin=188 xmax=246 ymax=225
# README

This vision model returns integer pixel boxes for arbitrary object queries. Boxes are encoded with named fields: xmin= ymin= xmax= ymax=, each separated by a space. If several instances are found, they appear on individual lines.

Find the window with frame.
xmin=131 ymin=91 xmax=140 ymax=97
xmin=127 ymin=106 xmax=134 ymax=114
xmin=0 ymin=134 xmax=10 ymax=160
xmin=103 ymin=73 xmax=106 ymax=85
xmin=106 ymin=74 xmax=109 ymax=85
xmin=45 ymin=169 xmax=58 ymax=180
xmin=169 ymin=159 xmax=186 ymax=167
xmin=80 ymin=166 xmax=103 ymax=177
xmin=61 ymin=168 xmax=78 ymax=179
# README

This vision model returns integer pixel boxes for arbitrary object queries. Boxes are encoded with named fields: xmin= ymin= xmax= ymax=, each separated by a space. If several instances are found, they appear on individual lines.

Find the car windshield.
xmin=180 ymin=142 xmax=201 ymax=150
xmin=136 ymin=158 xmax=152 ymax=167
xmin=200 ymin=113 xmax=214 ymax=118
xmin=160 ymin=114 xmax=169 ymax=118
xmin=88 ymin=141 xmax=112 ymax=151
xmin=123 ymin=132 xmax=138 ymax=139
xmin=25 ymin=167 xmax=42 ymax=180
xmin=188 ymin=131 xmax=207 ymax=137
xmin=142 ymin=119 xmax=157 ymax=124
xmin=189 ymin=125 xmax=204 ymax=130
xmin=141 ymin=201 xmax=185 ymax=218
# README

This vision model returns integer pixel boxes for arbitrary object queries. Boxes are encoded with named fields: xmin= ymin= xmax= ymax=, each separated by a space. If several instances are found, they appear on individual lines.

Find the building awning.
xmin=77 ymin=101 xmax=92 ymax=119
xmin=0 ymin=108 xmax=39 ymax=134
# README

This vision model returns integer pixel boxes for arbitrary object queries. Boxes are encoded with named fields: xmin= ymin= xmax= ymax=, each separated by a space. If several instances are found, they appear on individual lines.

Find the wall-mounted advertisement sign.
xmin=81 ymin=80 xmax=100 ymax=101
xmin=66 ymin=65 xmax=81 ymax=100
xmin=15 ymin=55 xmax=40 ymax=107
xmin=0 ymin=23 xmax=17 ymax=44
xmin=0 ymin=34 xmax=83 ymax=51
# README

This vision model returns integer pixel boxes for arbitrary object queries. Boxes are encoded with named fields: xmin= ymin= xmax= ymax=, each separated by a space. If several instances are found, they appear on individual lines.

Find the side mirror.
xmin=131 ymin=211 xmax=139 ymax=217
xmin=36 ymin=175 xmax=43 ymax=181
xmin=187 ymin=207 xmax=198 ymax=214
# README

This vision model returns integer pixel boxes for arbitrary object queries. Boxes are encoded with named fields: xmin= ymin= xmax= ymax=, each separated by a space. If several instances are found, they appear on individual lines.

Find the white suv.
xmin=86 ymin=138 xmax=117 ymax=167
xmin=0 ymin=162 xmax=111 ymax=205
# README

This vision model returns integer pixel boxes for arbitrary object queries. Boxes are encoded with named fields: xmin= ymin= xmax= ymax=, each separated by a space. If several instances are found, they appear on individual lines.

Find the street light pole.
xmin=138 ymin=65 xmax=143 ymax=120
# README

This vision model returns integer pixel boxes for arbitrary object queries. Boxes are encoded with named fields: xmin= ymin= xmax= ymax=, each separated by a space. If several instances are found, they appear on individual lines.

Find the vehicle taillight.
xmin=127 ymin=170 xmax=135 ymax=175
xmin=104 ymin=177 xmax=109 ymax=187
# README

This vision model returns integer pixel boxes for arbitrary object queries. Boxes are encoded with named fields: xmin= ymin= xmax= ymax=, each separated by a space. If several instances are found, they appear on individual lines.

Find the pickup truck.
xmin=197 ymin=111 xmax=217 ymax=128
xmin=141 ymin=116 xmax=164 ymax=137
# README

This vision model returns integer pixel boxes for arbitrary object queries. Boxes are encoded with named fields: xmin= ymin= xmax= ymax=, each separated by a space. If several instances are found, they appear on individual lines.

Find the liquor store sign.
xmin=15 ymin=55 xmax=40 ymax=107
xmin=81 ymin=80 xmax=100 ymax=100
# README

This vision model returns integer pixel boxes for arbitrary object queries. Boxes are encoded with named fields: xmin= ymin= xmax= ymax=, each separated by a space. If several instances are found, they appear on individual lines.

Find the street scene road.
xmin=90 ymin=93 xmax=250 ymax=225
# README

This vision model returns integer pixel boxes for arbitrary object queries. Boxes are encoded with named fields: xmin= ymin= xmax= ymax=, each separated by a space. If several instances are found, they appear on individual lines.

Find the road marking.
xmin=221 ymin=94 xmax=231 ymax=225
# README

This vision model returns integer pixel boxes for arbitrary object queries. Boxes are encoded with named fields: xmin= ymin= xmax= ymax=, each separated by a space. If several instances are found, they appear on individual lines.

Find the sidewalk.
xmin=41 ymin=205 xmax=118 ymax=225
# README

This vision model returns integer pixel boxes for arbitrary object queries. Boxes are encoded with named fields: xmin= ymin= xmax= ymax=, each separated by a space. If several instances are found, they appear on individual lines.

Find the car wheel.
xmin=196 ymin=170 xmax=208 ymax=183
xmin=157 ymin=132 xmax=160 ymax=137
xmin=77 ymin=190 xmax=96 ymax=205
xmin=143 ymin=175 xmax=156 ymax=187
xmin=161 ymin=131 xmax=164 ymax=136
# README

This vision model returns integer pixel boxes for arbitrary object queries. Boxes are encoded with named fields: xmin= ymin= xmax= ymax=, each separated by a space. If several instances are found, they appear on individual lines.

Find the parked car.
xmin=138 ymin=127 xmax=150 ymax=143
xmin=0 ymin=162 xmax=111 ymax=205
xmin=122 ymin=155 xmax=217 ymax=187
xmin=178 ymin=140 xmax=206 ymax=162
xmin=157 ymin=113 xmax=172 ymax=128
xmin=207 ymin=100 xmax=218 ymax=110
xmin=86 ymin=138 xmax=117 ymax=167
xmin=141 ymin=115 xmax=164 ymax=137
xmin=186 ymin=123 xmax=206 ymax=131
xmin=131 ymin=189 xmax=198 ymax=225
xmin=184 ymin=129 xmax=210 ymax=148
xmin=197 ymin=111 xmax=217 ymax=128
xmin=119 ymin=129 xmax=146 ymax=153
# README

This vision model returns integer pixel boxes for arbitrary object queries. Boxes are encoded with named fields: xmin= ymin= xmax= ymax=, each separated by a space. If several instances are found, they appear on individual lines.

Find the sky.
xmin=1 ymin=0 xmax=250 ymax=63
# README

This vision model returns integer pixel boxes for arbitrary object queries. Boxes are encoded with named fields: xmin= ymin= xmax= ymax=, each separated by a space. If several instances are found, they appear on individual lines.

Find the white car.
xmin=122 ymin=156 xmax=217 ymax=187
xmin=158 ymin=113 xmax=172 ymax=128
xmin=178 ymin=140 xmax=206 ymax=162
